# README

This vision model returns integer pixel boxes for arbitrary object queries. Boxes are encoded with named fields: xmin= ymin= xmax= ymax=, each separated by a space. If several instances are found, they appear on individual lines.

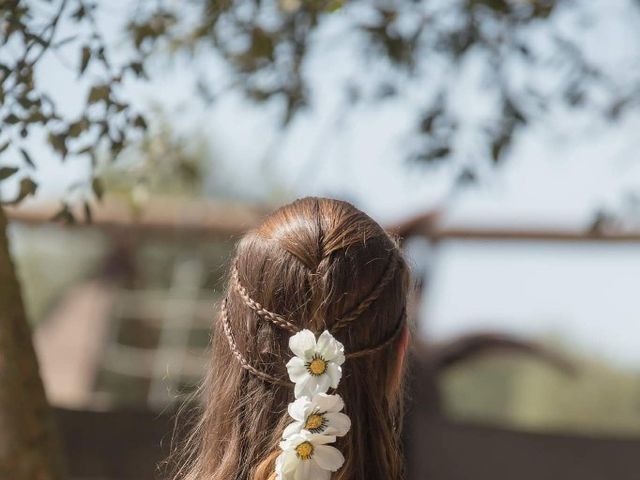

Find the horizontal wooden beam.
xmin=430 ymin=227 xmax=640 ymax=243
xmin=4 ymin=197 xmax=269 ymax=240
xmin=7 ymin=201 xmax=640 ymax=243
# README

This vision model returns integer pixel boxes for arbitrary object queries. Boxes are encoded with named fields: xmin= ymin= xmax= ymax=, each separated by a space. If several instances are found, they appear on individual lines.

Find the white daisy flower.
xmin=286 ymin=330 xmax=345 ymax=398
xmin=276 ymin=431 xmax=345 ymax=480
xmin=282 ymin=393 xmax=351 ymax=439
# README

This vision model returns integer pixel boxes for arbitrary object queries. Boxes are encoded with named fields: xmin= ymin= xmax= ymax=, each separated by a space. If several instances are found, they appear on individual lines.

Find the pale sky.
xmin=2 ymin=0 xmax=640 ymax=368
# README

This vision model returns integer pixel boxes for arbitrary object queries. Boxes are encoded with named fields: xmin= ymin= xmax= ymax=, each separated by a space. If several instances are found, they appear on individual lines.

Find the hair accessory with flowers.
xmin=276 ymin=329 xmax=350 ymax=480
xmin=286 ymin=330 xmax=345 ymax=398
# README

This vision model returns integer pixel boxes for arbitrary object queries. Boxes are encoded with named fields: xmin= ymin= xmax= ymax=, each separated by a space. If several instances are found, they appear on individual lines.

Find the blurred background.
xmin=1 ymin=0 xmax=640 ymax=479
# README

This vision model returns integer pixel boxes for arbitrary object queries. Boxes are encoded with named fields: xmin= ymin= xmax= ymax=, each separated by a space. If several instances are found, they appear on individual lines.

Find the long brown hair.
xmin=174 ymin=197 xmax=409 ymax=480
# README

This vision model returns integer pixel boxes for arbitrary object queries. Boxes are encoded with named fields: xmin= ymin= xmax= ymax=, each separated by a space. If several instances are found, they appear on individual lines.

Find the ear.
xmin=390 ymin=325 xmax=410 ymax=394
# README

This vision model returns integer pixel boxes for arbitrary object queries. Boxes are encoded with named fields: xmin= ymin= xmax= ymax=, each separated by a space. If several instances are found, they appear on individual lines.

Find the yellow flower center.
xmin=307 ymin=356 xmax=327 ymax=376
xmin=305 ymin=413 xmax=325 ymax=431
xmin=295 ymin=441 xmax=314 ymax=460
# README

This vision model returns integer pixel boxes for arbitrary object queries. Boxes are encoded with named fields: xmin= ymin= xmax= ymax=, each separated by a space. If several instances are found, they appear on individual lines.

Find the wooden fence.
xmin=56 ymin=406 xmax=640 ymax=480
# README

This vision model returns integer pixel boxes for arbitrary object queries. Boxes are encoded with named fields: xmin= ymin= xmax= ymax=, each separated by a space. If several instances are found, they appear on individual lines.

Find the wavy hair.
xmin=173 ymin=197 xmax=410 ymax=480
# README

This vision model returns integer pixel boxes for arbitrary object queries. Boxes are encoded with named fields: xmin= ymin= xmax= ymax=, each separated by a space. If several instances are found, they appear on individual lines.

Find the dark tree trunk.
xmin=0 ymin=207 xmax=65 ymax=479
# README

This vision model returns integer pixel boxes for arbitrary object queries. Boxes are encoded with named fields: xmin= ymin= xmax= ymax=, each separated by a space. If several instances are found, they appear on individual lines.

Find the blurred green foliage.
xmin=443 ymin=345 xmax=640 ymax=436
xmin=98 ymin=110 xmax=211 ymax=206
xmin=0 ymin=0 xmax=147 ymax=210
xmin=12 ymin=225 xmax=108 ymax=324
xmin=132 ymin=0 xmax=640 ymax=181
xmin=3 ymin=0 xmax=640 ymax=214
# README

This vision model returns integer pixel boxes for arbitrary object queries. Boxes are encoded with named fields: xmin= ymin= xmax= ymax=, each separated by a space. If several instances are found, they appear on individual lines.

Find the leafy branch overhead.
xmin=1 ymin=0 xmax=640 ymax=211
xmin=127 ymin=0 xmax=640 ymax=180
xmin=0 ymin=0 xmax=147 ymax=208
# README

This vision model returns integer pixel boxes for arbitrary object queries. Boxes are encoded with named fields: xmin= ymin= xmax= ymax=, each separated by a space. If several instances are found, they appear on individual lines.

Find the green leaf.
xmin=5 ymin=113 xmax=20 ymax=124
xmin=51 ymin=203 xmax=76 ymax=224
xmin=68 ymin=118 xmax=89 ymax=138
xmin=110 ymin=139 xmax=125 ymax=158
xmin=133 ymin=114 xmax=147 ymax=130
xmin=72 ymin=5 xmax=86 ymax=20
xmin=79 ymin=46 xmax=92 ymax=75
xmin=87 ymin=84 xmax=110 ymax=104
xmin=0 ymin=166 xmax=19 ymax=181
xmin=491 ymin=139 xmax=506 ymax=164
xmin=92 ymin=177 xmax=104 ymax=201
xmin=96 ymin=46 xmax=107 ymax=63
xmin=19 ymin=147 xmax=35 ymax=168
xmin=423 ymin=146 xmax=450 ymax=162
xmin=18 ymin=96 xmax=33 ymax=109
xmin=491 ymin=131 xmax=511 ymax=165
xmin=27 ymin=111 xmax=48 ymax=124
xmin=83 ymin=201 xmax=93 ymax=223
xmin=128 ymin=61 xmax=145 ymax=77
xmin=249 ymin=27 xmax=275 ymax=59
xmin=326 ymin=0 xmax=345 ymax=12
xmin=0 ymin=141 xmax=9 ymax=154
xmin=48 ymin=132 xmax=68 ymax=158
xmin=10 ymin=177 xmax=38 ymax=204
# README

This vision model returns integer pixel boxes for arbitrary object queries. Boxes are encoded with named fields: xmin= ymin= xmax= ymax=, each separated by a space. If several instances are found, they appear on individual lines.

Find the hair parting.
xmin=231 ymin=251 xmax=400 ymax=336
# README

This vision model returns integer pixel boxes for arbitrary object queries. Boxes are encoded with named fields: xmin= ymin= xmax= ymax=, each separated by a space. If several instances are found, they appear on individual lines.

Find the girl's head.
xmin=178 ymin=197 xmax=410 ymax=480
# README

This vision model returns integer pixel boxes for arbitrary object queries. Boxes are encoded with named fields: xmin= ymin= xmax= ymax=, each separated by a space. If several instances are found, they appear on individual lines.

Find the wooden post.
xmin=0 ymin=207 xmax=65 ymax=479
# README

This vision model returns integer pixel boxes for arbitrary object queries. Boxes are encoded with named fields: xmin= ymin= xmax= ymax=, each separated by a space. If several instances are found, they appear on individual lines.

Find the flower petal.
xmin=283 ymin=421 xmax=303 ymax=439
xmin=280 ymin=433 xmax=303 ymax=450
xmin=276 ymin=451 xmax=298 ymax=479
xmin=313 ymin=372 xmax=332 ymax=395
xmin=294 ymin=459 xmax=311 ymax=480
xmin=324 ymin=412 xmax=351 ymax=437
xmin=315 ymin=330 xmax=335 ymax=355
xmin=326 ymin=362 xmax=342 ymax=389
xmin=286 ymin=357 xmax=308 ymax=384
xmin=288 ymin=397 xmax=311 ymax=422
xmin=312 ymin=393 xmax=343 ymax=413
xmin=316 ymin=331 xmax=345 ymax=364
xmin=294 ymin=374 xmax=317 ymax=398
xmin=289 ymin=329 xmax=316 ymax=359
xmin=313 ymin=445 xmax=345 ymax=471
xmin=283 ymin=452 xmax=299 ymax=472
xmin=310 ymin=433 xmax=337 ymax=445
xmin=308 ymin=461 xmax=331 ymax=480
xmin=275 ymin=454 xmax=286 ymax=480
